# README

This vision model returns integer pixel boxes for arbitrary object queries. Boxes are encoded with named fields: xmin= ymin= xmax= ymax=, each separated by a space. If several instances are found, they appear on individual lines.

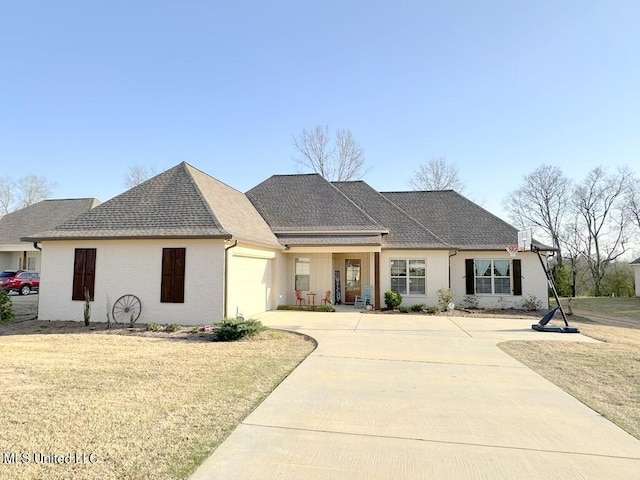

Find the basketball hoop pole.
xmin=531 ymin=246 xmax=579 ymax=333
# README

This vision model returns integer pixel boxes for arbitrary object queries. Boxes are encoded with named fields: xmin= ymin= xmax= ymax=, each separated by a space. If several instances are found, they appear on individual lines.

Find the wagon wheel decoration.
xmin=112 ymin=294 xmax=142 ymax=326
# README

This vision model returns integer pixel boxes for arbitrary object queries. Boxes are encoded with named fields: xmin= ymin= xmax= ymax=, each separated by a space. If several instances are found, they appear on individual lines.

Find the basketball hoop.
xmin=506 ymin=245 xmax=519 ymax=258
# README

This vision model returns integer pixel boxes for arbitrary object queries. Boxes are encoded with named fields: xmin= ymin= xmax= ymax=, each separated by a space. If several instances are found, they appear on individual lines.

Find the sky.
xmin=2 ymin=1 xmax=639 ymax=225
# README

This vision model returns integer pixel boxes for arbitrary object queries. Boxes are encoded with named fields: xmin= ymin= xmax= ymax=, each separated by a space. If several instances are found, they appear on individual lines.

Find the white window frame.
xmin=295 ymin=257 xmax=310 ymax=291
xmin=474 ymin=259 xmax=511 ymax=295
xmin=390 ymin=259 xmax=426 ymax=295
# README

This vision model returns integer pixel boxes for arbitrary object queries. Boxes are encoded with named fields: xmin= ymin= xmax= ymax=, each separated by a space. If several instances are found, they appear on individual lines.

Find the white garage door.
xmin=229 ymin=254 xmax=273 ymax=318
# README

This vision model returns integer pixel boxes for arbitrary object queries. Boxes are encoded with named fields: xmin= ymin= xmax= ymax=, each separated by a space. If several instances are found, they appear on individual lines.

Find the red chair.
xmin=295 ymin=290 xmax=305 ymax=306
xmin=321 ymin=290 xmax=332 ymax=305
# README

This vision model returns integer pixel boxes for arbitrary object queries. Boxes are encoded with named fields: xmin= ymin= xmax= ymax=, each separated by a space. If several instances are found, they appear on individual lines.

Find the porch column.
xmin=374 ymin=252 xmax=380 ymax=310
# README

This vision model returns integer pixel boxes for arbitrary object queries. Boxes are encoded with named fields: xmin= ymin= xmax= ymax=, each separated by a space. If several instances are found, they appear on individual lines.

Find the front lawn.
xmin=500 ymin=297 xmax=640 ymax=440
xmin=0 ymin=324 xmax=315 ymax=479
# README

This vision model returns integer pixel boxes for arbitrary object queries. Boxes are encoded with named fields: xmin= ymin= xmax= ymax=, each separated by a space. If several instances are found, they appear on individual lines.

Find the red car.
xmin=0 ymin=270 xmax=40 ymax=295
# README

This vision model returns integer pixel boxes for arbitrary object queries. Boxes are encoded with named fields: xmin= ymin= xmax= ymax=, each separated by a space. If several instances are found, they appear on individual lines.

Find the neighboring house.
xmin=24 ymin=163 xmax=282 ymax=325
xmin=247 ymin=175 xmax=550 ymax=311
xmin=632 ymin=258 xmax=640 ymax=297
xmin=25 ymin=163 xmax=551 ymax=325
xmin=0 ymin=199 xmax=100 ymax=272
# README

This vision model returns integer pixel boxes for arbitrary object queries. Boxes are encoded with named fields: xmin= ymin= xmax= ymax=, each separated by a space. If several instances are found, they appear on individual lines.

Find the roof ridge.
xmin=182 ymin=163 xmax=232 ymax=237
xmin=325 ymin=179 xmax=386 ymax=231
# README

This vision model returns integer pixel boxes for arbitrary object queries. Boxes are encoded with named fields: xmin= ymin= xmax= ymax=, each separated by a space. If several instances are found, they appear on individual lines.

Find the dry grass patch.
xmin=499 ymin=301 xmax=640 ymax=440
xmin=0 ymin=327 xmax=315 ymax=479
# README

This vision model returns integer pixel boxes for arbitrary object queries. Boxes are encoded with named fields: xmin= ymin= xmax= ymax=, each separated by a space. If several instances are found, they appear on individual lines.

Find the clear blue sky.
xmin=2 ymin=1 xmax=638 ymax=221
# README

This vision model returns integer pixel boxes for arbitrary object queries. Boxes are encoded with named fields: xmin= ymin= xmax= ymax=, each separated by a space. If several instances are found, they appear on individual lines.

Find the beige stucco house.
xmin=25 ymin=162 xmax=551 ymax=326
xmin=0 ymin=198 xmax=99 ymax=272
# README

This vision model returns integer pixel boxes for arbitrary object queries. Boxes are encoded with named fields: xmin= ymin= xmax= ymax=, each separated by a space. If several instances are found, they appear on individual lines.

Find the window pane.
xmin=390 ymin=260 xmax=407 ymax=277
xmin=476 ymin=278 xmax=492 ymax=294
xmin=494 ymin=260 xmax=510 ymax=277
xmin=391 ymin=277 xmax=407 ymax=294
xmin=295 ymin=275 xmax=310 ymax=291
xmin=475 ymin=260 xmax=492 ymax=277
xmin=409 ymin=278 xmax=425 ymax=295
xmin=295 ymin=258 xmax=310 ymax=275
xmin=409 ymin=260 xmax=426 ymax=277
xmin=495 ymin=278 xmax=511 ymax=294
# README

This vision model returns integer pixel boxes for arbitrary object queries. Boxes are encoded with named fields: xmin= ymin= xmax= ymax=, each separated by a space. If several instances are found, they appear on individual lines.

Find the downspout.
xmin=448 ymin=249 xmax=458 ymax=289
xmin=33 ymin=242 xmax=42 ymax=251
xmin=223 ymin=240 xmax=238 ymax=319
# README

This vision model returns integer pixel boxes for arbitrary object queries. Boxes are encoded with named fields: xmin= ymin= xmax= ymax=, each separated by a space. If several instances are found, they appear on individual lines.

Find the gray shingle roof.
xmin=24 ymin=163 xmax=281 ymax=248
xmin=277 ymin=234 xmax=382 ymax=247
xmin=246 ymin=174 xmax=386 ymax=233
xmin=381 ymin=190 xmax=529 ymax=250
xmin=0 ymin=198 xmax=100 ymax=245
xmin=332 ymin=181 xmax=451 ymax=249
xmin=631 ymin=257 xmax=640 ymax=265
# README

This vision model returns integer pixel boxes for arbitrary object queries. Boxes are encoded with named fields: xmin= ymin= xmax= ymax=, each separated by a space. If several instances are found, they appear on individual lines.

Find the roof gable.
xmin=0 ymin=198 xmax=100 ymax=245
xmin=332 ymin=181 xmax=450 ymax=249
xmin=246 ymin=174 xmax=385 ymax=233
xmin=381 ymin=190 xmax=520 ymax=249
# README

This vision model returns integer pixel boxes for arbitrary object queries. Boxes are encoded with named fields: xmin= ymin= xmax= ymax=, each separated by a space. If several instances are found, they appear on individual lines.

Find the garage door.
xmin=229 ymin=254 xmax=273 ymax=318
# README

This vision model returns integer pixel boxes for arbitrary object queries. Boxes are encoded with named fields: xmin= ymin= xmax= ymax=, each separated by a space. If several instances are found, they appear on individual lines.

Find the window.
xmin=161 ymin=248 xmax=186 ymax=303
xmin=73 ymin=248 xmax=96 ymax=300
xmin=295 ymin=257 xmax=310 ymax=291
xmin=474 ymin=259 xmax=511 ymax=294
xmin=390 ymin=259 xmax=426 ymax=295
xmin=27 ymin=255 xmax=37 ymax=271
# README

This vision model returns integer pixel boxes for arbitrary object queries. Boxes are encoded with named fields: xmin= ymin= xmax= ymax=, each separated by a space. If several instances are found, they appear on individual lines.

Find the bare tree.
xmin=409 ymin=157 xmax=465 ymax=192
xmin=504 ymin=165 xmax=571 ymax=265
xmin=17 ymin=175 xmax=56 ymax=209
xmin=292 ymin=125 xmax=367 ymax=181
xmin=572 ymin=166 xmax=631 ymax=296
xmin=628 ymin=178 xmax=640 ymax=231
xmin=0 ymin=175 xmax=55 ymax=214
xmin=0 ymin=175 xmax=15 ymax=215
xmin=124 ymin=165 xmax=157 ymax=189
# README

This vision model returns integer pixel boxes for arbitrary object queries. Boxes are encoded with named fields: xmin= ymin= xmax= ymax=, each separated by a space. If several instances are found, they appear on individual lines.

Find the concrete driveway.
xmin=190 ymin=312 xmax=640 ymax=479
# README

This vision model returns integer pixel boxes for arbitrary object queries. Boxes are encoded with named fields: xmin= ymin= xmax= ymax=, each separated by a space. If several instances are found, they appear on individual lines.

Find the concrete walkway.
xmin=190 ymin=312 xmax=640 ymax=479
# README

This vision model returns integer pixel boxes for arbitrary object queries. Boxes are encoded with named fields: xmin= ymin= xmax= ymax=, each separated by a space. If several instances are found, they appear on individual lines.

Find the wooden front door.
xmin=345 ymin=259 xmax=361 ymax=304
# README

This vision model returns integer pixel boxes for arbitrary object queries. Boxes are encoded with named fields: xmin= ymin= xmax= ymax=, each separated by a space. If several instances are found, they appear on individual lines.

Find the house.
xmin=247 ymin=175 xmax=550 ymax=311
xmin=0 ymin=198 xmax=100 ymax=272
xmin=632 ymin=258 xmax=640 ymax=296
xmin=23 ymin=163 xmax=282 ymax=324
xmin=25 ymin=162 xmax=551 ymax=326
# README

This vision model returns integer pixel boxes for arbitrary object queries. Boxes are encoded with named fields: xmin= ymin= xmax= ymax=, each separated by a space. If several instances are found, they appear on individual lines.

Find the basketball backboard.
xmin=517 ymin=228 xmax=533 ymax=251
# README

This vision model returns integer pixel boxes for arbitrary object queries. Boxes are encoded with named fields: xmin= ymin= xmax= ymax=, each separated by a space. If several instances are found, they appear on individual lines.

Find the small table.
xmin=307 ymin=292 xmax=317 ymax=305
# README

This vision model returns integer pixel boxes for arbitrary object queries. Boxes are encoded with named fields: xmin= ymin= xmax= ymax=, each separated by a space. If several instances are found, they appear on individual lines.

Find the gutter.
xmin=223 ymin=240 xmax=239 ymax=319
xmin=33 ymin=242 xmax=42 ymax=251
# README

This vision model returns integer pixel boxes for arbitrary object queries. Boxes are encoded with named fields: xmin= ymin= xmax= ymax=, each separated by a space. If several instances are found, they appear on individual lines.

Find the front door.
xmin=345 ymin=259 xmax=361 ymax=304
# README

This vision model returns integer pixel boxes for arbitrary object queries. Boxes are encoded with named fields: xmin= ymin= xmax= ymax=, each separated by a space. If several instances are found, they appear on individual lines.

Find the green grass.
xmin=561 ymin=296 xmax=640 ymax=322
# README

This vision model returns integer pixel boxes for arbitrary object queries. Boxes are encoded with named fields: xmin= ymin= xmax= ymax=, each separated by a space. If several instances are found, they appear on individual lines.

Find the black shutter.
xmin=72 ymin=249 xmax=96 ymax=301
xmin=465 ymin=259 xmax=474 ymax=295
xmin=161 ymin=248 xmax=186 ymax=303
xmin=512 ymin=259 xmax=522 ymax=296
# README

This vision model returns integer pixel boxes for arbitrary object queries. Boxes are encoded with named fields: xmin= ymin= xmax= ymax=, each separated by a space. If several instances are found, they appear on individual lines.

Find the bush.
xmin=410 ymin=303 xmax=426 ymax=312
xmin=215 ymin=318 xmax=267 ymax=342
xmin=521 ymin=295 xmax=543 ymax=311
xmin=384 ymin=291 xmax=402 ymax=310
xmin=165 ymin=323 xmax=182 ymax=333
xmin=146 ymin=322 xmax=162 ymax=332
xmin=398 ymin=306 xmax=410 ymax=313
xmin=0 ymin=289 xmax=14 ymax=324
xmin=462 ymin=295 xmax=479 ymax=309
xmin=276 ymin=305 xmax=335 ymax=312
xmin=437 ymin=288 xmax=455 ymax=311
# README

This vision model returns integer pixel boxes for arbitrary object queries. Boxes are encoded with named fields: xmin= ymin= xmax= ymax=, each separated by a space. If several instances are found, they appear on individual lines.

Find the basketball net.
xmin=506 ymin=245 xmax=519 ymax=258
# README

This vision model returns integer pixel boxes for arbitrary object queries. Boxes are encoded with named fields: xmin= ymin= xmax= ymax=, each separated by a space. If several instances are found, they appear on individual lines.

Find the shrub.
xmin=462 ymin=295 xmax=479 ymax=309
xmin=276 ymin=305 xmax=335 ymax=312
xmin=410 ymin=303 xmax=426 ymax=312
xmin=437 ymin=288 xmax=455 ymax=311
xmin=423 ymin=306 xmax=439 ymax=314
xmin=521 ymin=295 xmax=543 ymax=311
xmin=384 ymin=291 xmax=402 ymax=310
xmin=146 ymin=322 xmax=162 ymax=332
xmin=215 ymin=318 xmax=267 ymax=342
xmin=0 ymin=289 xmax=14 ymax=324
xmin=165 ymin=323 xmax=182 ymax=333
xmin=398 ymin=306 xmax=410 ymax=313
